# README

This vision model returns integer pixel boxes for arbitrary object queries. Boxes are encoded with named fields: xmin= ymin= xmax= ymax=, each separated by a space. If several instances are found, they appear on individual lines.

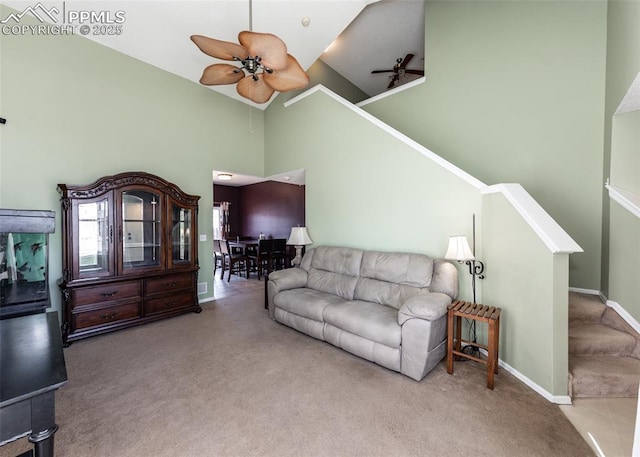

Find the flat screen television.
xmin=0 ymin=209 xmax=55 ymax=319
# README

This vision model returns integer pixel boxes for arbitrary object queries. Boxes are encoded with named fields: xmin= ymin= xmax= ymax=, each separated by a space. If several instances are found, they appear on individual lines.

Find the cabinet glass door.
xmin=170 ymin=203 xmax=192 ymax=266
xmin=76 ymin=198 xmax=111 ymax=278
xmin=122 ymin=190 xmax=162 ymax=271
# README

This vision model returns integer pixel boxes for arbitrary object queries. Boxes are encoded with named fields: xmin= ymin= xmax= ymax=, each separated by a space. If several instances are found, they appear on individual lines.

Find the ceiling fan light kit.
xmin=191 ymin=29 xmax=309 ymax=104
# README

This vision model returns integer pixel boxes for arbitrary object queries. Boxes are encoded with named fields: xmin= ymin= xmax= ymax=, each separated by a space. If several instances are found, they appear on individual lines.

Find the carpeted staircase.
xmin=568 ymin=292 xmax=640 ymax=398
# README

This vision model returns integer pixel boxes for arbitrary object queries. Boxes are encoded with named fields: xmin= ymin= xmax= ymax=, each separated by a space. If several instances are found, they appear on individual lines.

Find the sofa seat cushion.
xmin=274 ymin=288 xmax=347 ymax=321
xmin=274 ymin=307 xmax=325 ymax=341
xmin=323 ymin=300 xmax=401 ymax=349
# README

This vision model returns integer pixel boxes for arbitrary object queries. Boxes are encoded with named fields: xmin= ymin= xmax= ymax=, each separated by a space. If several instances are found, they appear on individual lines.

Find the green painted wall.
xmin=609 ymin=203 xmax=640 ymax=320
xmin=610 ymin=111 xmax=640 ymax=195
xmin=265 ymin=90 xmax=481 ymax=299
xmin=362 ymin=0 xmax=607 ymax=291
xmin=603 ymin=0 xmax=640 ymax=317
xmin=0 ymin=6 xmax=265 ymax=312
xmin=482 ymin=191 xmax=570 ymax=395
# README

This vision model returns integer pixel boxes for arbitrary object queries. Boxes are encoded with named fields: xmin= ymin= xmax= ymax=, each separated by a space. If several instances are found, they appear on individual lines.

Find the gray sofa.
xmin=267 ymin=246 xmax=459 ymax=381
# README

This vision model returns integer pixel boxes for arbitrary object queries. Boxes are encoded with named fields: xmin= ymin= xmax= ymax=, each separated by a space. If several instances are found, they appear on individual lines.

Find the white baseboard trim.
xmin=568 ymin=287 xmax=600 ymax=295
xmin=571 ymin=287 xmax=640 ymax=335
xmin=634 ymin=385 xmax=640 ymax=457
xmin=498 ymin=358 xmax=572 ymax=405
xmin=607 ymin=299 xmax=640 ymax=335
xmin=568 ymin=287 xmax=607 ymax=303
xmin=198 ymin=296 xmax=215 ymax=305
xmin=479 ymin=349 xmax=572 ymax=404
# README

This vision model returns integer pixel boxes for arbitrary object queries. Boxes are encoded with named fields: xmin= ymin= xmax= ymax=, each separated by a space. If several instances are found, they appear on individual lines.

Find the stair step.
xmin=602 ymin=308 xmax=640 ymax=359
xmin=569 ymin=323 xmax=636 ymax=356
xmin=569 ymin=356 xmax=640 ymax=398
xmin=569 ymin=292 xmax=606 ymax=323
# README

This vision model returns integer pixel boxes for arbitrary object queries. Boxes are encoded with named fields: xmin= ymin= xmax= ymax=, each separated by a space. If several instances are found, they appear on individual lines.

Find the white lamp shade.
xmin=287 ymin=226 xmax=313 ymax=246
xmin=444 ymin=235 xmax=475 ymax=261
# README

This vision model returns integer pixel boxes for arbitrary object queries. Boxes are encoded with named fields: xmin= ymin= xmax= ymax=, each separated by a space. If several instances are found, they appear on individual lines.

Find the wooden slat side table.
xmin=446 ymin=300 xmax=501 ymax=389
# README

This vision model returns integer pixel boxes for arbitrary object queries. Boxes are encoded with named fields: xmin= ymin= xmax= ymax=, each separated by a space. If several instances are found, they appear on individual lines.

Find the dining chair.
xmin=220 ymin=239 xmax=248 ymax=281
xmin=218 ymin=239 xmax=229 ymax=280
xmin=213 ymin=239 xmax=223 ymax=276
xmin=271 ymin=238 xmax=288 ymax=271
xmin=249 ymin=238 xmax=273 ymax=280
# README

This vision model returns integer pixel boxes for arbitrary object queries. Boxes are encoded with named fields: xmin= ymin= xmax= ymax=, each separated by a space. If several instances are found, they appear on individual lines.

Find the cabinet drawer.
xmin=145 ymin=273 xmax=193 ymax=295
xmin=73 ymin=281 xmax=141 ymax=307
xmin=144 ymin=292 xmax=194 ymax=315
xmin=73 ymin=302 xmax=141 ymax=329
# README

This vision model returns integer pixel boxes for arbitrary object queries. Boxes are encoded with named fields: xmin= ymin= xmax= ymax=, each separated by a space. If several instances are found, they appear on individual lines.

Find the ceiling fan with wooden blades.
xmin=190 ymin=31 xmax=309 ymax=104
xmin=371 ymin=53 xmax=424 ymax=90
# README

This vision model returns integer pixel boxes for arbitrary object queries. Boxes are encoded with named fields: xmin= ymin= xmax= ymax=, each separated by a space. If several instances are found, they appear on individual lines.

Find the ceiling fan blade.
xmin=237 ymin=74 xmax=276 ymax=104
xmin=400 ymin=53 xmax=415 ymax=68
xmin=263 ymin=54 xmax=310 ymax=92
xmin=238 ymin=31 xmax=288 ymax=70
xmin=405 ymin=69 xmax=425 ymax=76
xmin=190 ymin=35 xmax=248 ymax=61
xmin=387 ymin=74 xmax=400 ymax=89
xmin=199 ymin=64 xmax=245 ymax=86
xmin=371 ymin=70 xmax=394 ymax=74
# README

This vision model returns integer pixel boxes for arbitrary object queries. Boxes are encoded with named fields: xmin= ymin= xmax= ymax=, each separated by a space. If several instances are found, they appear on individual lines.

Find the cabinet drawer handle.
xmin=100 ymin=291 xmax=118 ymax=298
xmin=168 ymin=282 xmax=177 ymax=287
xmin=101 ymin=312 xmax=118 ymax=320
xmin=165 ymin=301 xmax=176 ymax=308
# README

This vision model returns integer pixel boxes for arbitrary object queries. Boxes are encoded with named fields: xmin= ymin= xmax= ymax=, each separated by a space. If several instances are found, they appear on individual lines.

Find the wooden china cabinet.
xmin=58 ymin=172 xmax=201 ymax=344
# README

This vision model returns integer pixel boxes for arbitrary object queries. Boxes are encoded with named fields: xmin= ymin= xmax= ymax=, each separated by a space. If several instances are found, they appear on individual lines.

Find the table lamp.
xmin=287 ymin=226 xmax=312 ymax=267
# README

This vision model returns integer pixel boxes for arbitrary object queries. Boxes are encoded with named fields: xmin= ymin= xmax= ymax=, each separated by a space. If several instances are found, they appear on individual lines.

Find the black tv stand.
xmin=0 ymin=312 xmax=68 ymax=456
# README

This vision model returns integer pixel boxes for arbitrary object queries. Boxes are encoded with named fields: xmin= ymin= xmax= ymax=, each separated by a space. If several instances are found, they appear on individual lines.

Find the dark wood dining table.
xmin=228 ymin=239 xmax=259 ymax=255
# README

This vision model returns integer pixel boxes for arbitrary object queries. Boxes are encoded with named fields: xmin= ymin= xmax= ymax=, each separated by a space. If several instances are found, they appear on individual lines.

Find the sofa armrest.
xmin=267 ymin=268 xmax=308 ymax=319
xmin=398 ymin=293 xmax=452 ymax=325
xmin=268 ymin=268 xmax=308 ymax=291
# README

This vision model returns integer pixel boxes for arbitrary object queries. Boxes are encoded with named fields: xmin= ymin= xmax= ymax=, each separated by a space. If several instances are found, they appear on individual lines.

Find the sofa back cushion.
xmin=355 ymin=251 xmax=434 ymax=309
xmin=355 ymin=278 xmax=431 ymax=310
xmin=305 ymin=246 xmax=363 ymax=300
xmin=360 ymin=251 xmax=433 ymax=287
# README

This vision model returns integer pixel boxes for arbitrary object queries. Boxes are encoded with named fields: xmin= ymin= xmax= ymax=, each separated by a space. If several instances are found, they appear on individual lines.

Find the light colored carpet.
xmin=569 ymin=292 xmax=640 ymax=398
xmin=2 ymin=285 xmax=594 ymax=457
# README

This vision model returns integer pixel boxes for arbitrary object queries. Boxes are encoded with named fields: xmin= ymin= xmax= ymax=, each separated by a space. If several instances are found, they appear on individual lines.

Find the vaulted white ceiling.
xmin=321 ymin=0 xmax=425 ymax=98
xmin=2 ymin=0 xmax=425 ymax=107
xmin=1 ymin=1 xmax=374 ymax=107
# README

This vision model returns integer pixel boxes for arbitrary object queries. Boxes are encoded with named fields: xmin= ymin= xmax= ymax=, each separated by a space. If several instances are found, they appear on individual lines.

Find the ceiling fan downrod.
xmin=239 ymin=1 xmax=268 ymax=82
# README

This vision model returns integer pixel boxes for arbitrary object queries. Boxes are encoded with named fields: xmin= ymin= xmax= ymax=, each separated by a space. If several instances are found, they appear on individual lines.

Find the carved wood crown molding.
xmin=58 ymin=172 xmax=200 ymax=205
